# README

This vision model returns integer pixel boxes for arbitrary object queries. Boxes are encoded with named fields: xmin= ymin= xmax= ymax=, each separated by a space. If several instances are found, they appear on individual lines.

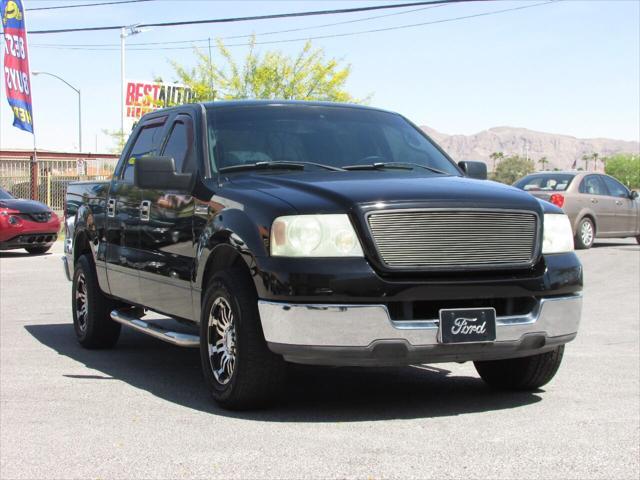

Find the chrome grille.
xmin=367 ymin=209 xmax=538 ymax=270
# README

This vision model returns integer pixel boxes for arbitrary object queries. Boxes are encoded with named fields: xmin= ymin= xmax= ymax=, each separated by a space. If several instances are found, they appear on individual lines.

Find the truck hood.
xmin=228 ymin=171 xmax=543 ymax=213
xmin=0 ymin=198 xmax=51 ymax=213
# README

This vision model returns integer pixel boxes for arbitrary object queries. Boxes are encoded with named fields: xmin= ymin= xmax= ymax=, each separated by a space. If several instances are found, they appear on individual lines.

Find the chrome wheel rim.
xmin=581 ymin=221 xmax=594 ymax=246
xmin=207 ymin=297 xmax=236 ymax=385
xmin=75 ymin=273 xmax=88 ymax=332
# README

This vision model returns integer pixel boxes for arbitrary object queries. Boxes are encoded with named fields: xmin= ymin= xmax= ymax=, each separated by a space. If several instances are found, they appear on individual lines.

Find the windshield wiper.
xmin=383 ymin=162 xmax=451 ymax=175
xmin=219 ymin=161 xmax=345 ymax=173
xmin=342 ymin=162 xmax=449 ymax=175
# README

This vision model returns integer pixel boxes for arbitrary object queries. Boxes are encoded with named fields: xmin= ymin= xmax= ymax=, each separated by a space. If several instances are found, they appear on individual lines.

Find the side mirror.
xmin=134 ymin=156 xmax=194 ymax=191
xmin=630 ymin=190 xmax=639 ymax=200
xmin=458 ymin=160 xmax=487 ymax=180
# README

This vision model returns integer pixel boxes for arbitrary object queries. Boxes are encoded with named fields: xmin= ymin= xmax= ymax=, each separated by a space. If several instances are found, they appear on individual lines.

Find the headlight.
xmin=542 ymin=214 xmax=574 ymax=254
xmin=271 ymin=214 xmax=364 ymax=257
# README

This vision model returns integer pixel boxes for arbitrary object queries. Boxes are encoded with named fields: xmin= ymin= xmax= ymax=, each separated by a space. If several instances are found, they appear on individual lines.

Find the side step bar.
xmin=110 ymin=309 xmax=200 ymax=348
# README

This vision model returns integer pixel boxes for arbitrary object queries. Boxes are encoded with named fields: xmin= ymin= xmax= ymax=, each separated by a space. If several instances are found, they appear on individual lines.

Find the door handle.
xmin=590 ymin=198 xmax=598 ymax=204
xmin=140 ymin=200 xmax=151 ymax=222
xmin=107 ymin=198 xmax=116 ymax=218
xmin=615 ymin=200 xmax=623 ymax=206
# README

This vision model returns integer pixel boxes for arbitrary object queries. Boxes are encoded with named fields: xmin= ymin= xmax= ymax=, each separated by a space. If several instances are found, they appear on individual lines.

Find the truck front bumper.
xmin=259 ymin=294 xmax=582 ymax=366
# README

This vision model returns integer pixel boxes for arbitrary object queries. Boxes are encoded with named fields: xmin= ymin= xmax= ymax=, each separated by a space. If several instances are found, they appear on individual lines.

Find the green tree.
xmin=103 ymin=129 xmax=127 ymax=154
xmin=604 ymin=154 xmax=640 ymax=189
xmin=491 ymin=155 xmax=535 ymax=185
xmin=489 ymin=151 xmax=504 ymax=172
xmin=171 ymin=37 xmax=366 ymax=102
xmin=582 ymin=152 xmax=599 ymax=171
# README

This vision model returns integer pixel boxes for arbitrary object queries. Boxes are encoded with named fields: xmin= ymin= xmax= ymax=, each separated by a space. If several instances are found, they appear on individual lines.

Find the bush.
xmin=605 ymin=154 xmax=640 ymax=189
xmin=490 ymin=155 xmax=535 ymax=185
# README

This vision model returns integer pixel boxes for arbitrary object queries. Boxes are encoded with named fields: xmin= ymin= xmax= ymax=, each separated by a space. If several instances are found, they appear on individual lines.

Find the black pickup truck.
xmin=64 ymin=101 xmax=582 ymax=409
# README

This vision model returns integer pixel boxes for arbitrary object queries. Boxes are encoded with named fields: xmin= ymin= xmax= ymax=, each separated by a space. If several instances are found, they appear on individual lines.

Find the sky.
xmin=1 ymin=0 xmax=639 ymax=153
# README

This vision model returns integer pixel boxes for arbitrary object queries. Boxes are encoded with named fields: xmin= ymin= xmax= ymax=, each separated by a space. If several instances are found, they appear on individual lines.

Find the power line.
xmin=30 ymin=1 xmax=560 ymax=51
xmin=29 ymin=0 xmax=485 ymax=35
xmin=31 ymin=4 xmax=447 ymax=48
xmin=26 ymin=0 xmax=156 ymax=11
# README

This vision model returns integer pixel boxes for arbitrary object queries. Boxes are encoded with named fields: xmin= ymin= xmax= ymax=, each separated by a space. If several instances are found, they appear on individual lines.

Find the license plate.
xmin=438 ymin=308 xmax=497 ymax=344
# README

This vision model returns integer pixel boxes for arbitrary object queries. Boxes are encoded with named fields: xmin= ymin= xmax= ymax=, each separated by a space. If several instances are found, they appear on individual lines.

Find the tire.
xmin=574 ymin=217 xmax=595 ymax=249
xmin=636 ymin=236 xmax=640 ymax=245
xmin=25 ymin=245 xmax=51 ymax=255
xmin=474 ymin=346 xmax=564 ymax=391
xmin=72 ymin=254 xmax=121 ymax=349
xmin=200 ymin=268 xmax=286 ymax=410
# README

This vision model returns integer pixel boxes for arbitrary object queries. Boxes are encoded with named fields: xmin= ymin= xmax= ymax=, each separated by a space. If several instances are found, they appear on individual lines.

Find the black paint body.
xmin=65 ymin=101 xmax=583 ymax=324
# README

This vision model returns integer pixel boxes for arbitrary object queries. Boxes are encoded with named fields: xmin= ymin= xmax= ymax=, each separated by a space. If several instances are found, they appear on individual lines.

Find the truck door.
xmin=105 ymin=117 xmax=167 ymax=303
xmin=138 ymin=113 xmax=197 ymax=320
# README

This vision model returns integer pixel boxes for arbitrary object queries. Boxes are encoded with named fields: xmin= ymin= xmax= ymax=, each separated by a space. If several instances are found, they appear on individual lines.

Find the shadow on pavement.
xmin=592 ymin=241 xmax=639 ymax=249
xmin=0 ymin=250 xmax=53 ymax=258
xmin=25 ymin=323 xmax=542 ymax=422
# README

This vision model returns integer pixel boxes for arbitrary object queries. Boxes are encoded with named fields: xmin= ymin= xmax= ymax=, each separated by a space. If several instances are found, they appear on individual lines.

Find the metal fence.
xmin=0 ymin=150 xmax=119 ymax=213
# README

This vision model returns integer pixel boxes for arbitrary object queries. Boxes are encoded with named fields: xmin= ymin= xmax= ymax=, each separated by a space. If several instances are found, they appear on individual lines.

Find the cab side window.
xmin=121 ymin=123 xmax=165 ymax=183
xmin=579 ymin=175 xmax=607 ymax=195
xmin=161 ymin=116 xmax=195 ymax=174
xmin=601 ymin=175 xmax=629 ymax=198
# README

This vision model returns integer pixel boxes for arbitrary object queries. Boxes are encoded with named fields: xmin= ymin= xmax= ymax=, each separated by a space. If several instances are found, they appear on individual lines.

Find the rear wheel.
xmin=474 ymin=346 xmax=564 ymax=391
xmin=72 ymin=254 xmax=121 ymax=349
xmin=574 ymin=217 xmax=595 ymax=249
xmin=200 ymin=268 xmax=286 ymax=410
xmin=25 ymin=245 xmax=51 ymax=255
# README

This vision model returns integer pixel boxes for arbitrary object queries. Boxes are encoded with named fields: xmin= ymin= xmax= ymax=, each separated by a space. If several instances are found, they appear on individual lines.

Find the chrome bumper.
xmin=258 ymin=295 xmax=582 ymax=348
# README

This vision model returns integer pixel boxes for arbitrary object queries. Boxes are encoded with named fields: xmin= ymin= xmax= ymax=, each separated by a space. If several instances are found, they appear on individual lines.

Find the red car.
xmin=0 ymin=188 xmax=60 ymax=254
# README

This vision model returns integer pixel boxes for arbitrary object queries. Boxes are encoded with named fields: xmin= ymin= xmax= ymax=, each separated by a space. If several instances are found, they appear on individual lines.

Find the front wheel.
xmin=574 ymin=217 xmax=595 ymax=249
xmin=200 ymin=269 xmax=286 ymax=410
xmin=474 ymin=346 xmax=565 ymax=391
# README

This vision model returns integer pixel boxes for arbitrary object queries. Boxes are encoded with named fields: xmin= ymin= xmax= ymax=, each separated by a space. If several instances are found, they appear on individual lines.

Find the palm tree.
xmin=489 ymin=152 xmax=504 ymax=172
xmin=538 ymin=156 xmax=549 ymax=171
xmin=600 ymin=155 xmax=607 ymax=173
xmin=582 ymin=152 xmax=600 ymax=172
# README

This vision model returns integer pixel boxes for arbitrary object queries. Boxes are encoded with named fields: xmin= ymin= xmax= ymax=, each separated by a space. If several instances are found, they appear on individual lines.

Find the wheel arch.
xmin=575 ymin=211 xmax=597 ymax=236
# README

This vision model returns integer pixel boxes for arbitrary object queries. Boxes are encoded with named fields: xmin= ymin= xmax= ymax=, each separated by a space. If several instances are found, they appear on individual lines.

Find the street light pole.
xmin=32 ymin=71 xmax=82 ymax=152
xmin=120 ymin=25 xmax=144 ymax=142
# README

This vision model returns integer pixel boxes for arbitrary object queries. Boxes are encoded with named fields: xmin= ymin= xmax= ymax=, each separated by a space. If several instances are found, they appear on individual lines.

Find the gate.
xmin=0 ymin=150 xmax=119 ymax=213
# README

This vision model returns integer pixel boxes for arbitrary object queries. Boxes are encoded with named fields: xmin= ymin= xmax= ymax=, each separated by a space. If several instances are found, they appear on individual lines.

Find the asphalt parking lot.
xmin=1 ymin=240 xmax=638 ymax=479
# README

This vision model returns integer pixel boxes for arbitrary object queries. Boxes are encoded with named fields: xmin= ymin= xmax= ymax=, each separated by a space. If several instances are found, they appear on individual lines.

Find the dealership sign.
xmin=125 ymin=80 xmax=194 ymax=123
xmin=1 ymin=0 xmax=33 ymax=133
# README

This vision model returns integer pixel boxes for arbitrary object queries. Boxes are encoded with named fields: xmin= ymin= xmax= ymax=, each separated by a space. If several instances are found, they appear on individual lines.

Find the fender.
xmin=193 ymin=207 xmax=269 ymax=321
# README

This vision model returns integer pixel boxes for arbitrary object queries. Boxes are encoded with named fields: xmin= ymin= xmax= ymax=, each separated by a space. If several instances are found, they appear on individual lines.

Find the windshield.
xmin=206 ymin=105 xmax=460 ymax=175
xmin=514 ymin=174 xmax=575 ymax=192
xmin=0 ymin=189 xmax=14 ymax=199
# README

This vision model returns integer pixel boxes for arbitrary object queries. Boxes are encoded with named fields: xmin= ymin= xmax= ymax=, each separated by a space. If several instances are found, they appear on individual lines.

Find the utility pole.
xmin=120 ymin=27 xmax=126 ymax=138
xmin=208 ymin=37 xmax=215 ymax=100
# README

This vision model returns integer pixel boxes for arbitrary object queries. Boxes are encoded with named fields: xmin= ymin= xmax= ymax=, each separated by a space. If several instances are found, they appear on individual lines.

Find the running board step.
xmin=110 ymin=309 xmax=200 ymax=348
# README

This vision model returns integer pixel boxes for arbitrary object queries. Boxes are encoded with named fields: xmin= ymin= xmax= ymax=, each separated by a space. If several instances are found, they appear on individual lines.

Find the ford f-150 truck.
xmin=63 ymin=101 xmax=583 ymax=409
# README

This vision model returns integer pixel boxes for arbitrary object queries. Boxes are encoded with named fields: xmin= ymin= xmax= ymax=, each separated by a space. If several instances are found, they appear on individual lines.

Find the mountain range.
xmin=420 ymin=126 xmax=639 ymax=171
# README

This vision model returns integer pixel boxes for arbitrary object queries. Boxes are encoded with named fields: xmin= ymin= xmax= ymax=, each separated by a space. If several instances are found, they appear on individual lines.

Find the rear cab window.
xmin=514 ymin=174 xmax=575 ymax=191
